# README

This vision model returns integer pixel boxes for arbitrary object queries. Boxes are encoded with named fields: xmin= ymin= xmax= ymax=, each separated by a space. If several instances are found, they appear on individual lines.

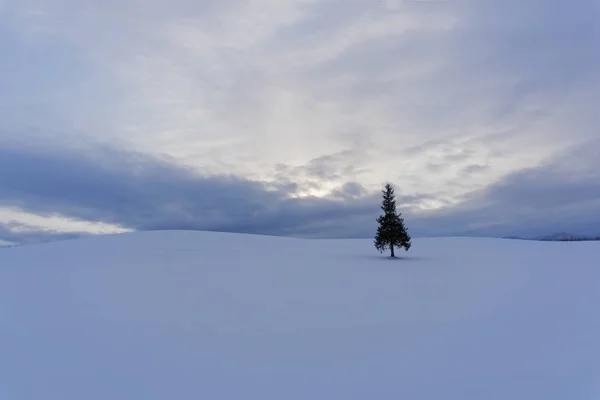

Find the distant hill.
xmin=537 ymin=232 xmax=600 ymax=241
xmin=1 ymin=231 xmax=599 ymax=399
xmin=504 ymin=232 xmax=600 ymax=241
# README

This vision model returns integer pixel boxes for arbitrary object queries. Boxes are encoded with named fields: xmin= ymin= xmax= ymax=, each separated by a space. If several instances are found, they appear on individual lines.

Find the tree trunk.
xmin=390 ymin=245 xmax=395 ymax=258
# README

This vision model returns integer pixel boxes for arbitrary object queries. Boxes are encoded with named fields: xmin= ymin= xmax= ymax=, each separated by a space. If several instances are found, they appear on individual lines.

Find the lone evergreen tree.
xmin=374 ymin=184 xmax=411 ymax=257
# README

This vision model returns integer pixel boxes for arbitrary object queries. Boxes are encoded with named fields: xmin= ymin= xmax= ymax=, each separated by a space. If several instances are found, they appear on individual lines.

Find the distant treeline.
xmin=541 ymin=236 xmax=600 ymax=242
xmin=503 ymin=235 xmax=600 ymax=242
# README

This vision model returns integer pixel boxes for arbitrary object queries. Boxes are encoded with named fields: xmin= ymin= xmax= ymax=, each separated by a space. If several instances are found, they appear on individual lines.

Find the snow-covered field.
xmin=1 ymin=231 xmax=599 ymax=399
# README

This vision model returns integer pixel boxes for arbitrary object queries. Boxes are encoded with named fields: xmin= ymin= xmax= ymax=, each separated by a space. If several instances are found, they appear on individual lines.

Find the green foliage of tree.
xmin=374 ymin=184 xmax=411 ymax=257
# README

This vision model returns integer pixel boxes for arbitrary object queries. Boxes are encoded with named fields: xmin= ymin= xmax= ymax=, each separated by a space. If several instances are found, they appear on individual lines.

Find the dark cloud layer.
xmin=0 ymin=144 xmax=381 ymax=243
xmin=1 ymin=140 xmax=600 ymax=246
xmin=1 ymin=0 xmax=600 ymax=245
xmin=416 ymin=142 xmax=600 ymax=238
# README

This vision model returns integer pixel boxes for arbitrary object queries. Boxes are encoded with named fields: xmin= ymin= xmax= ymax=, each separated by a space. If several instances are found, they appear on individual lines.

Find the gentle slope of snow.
xmin=1 ymin=231 xmax=599 ymax=399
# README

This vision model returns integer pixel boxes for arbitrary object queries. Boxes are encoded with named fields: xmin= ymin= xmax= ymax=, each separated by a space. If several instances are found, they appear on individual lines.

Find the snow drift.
xmin=1 ymin=231 xmax=599 ymax=399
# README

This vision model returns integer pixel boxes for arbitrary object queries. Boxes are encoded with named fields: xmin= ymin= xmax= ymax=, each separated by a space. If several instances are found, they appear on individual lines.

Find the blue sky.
xmin=1 ymin=0 xmax=599 ymax=245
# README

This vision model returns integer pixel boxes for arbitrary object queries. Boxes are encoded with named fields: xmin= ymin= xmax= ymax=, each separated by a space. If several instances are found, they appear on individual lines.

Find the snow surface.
xmin=1 ymin=231 xmax=599 ymax=399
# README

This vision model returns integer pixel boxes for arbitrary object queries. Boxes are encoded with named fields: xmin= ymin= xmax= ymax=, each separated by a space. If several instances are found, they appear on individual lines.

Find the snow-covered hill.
xmin=1 ymin=231 xmax=599 ymax=399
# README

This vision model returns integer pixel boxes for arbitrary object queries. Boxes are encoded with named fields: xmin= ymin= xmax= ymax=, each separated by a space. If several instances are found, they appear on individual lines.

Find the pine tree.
xmin=374 ymin=184 xmax=411 ymax=257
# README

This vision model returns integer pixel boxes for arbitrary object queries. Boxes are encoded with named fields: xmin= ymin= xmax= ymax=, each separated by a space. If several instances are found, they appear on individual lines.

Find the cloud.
xmin=461 ymin=164 xmax=490 ymax=177
xmin=5 ymin=0 xmax=598 ymax=191
xmin=1 ymin=0 xmax=600 ymax=243
xmin=2 ymin=137 xmax=600 ymax=245
xmin=0 ymin=205 xmax=131 ymax=247
xmin=0 ymin=142 xmax=385 ymax=244
xmin=272 ymin=150 xmax=370 ymax=196
xmin=413 ymin=141 xmax=600 ymax=237
xmin=0 ymin=223 xmax=81 ymax=247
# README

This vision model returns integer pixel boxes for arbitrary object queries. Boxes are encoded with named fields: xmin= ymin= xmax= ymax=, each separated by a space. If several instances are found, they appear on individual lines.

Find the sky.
xmin=1 ymin=0 xmax=599 ymax=246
